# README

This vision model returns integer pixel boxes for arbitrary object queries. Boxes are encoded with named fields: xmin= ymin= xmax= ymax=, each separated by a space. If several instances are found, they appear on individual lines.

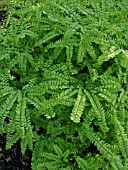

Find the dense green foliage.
xmin=0 ymin=0 xmax=128 ymax=169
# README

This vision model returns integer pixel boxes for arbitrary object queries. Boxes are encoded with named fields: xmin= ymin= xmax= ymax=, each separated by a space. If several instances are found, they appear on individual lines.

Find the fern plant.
xmin=0 ymin=0 xmax=128 ymax=169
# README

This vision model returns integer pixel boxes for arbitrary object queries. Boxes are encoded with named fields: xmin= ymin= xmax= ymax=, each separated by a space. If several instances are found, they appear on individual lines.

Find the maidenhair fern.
xmin=84 ymin=89 xmax=109 ymax=132
xmin=70 ymin=88 xmax=86 ymax=123
xmin=76 ymin=156 xmax=90 ymax=170
xmin=37 ymin=145 xmax=70 ymax=170
xmin=0 ymin=0 xmax=128 ymax=169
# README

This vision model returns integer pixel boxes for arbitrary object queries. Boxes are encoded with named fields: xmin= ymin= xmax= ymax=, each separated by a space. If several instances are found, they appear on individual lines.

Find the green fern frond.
xmin=37 ymin=144 xmax=70 ymax=170
xmin=59 ymin=88 xmax=78 ymax=100
xmin=0 ymin=90 xmax=19 ymax=129
xmin=123 ymin=159 xmax=128 ymax=170
xmin=84 ymin=125 xmax=123 ymax=170
xmin=114 ymin=118 xmax=128 ymax=159
xmin=15 ymin=91 xmax=26 ymax=131
xmin=25 ymin=85 xmax=45 ymax=96
xmin=0 ymin=85 xmax=14 ymax=98
xmin=43 ymin=107 xmax=55 ymax=119
xmin=35 ymin=31 xmax=60 ymax=46
xmin=99 ymin=74 xmax=121 ymax=91
xmin=118 ymin=87 xmax=128 ymax=104
xmin=53 ymin=145 xmax=63 ymax=157
xmin=6 ymin=131 xmax=21 ymax=150
xmin=77 ymin=34 xmax=86 ymax=63
xmin=18 ymin=30 xmax=38 ymax=39
xmin=87 ymin=63 xmax=99 ymax=81
xmin=84 ymin=90 xmax=109 ymax=132
xmin=97 ymin=88 xmax=117 ymax=104
xmin=26 ymin=95 xmax=43 ymax=109
xmin=23 ymin=52 xmax=37 ymax=70
xmin=70 ymin=88 xmax=86 ymax=123
xmin=97 ymin=46 xmax=122 ymax=66
xmin=66 ymin=45 xmax=73 ymax=64
xmin=76 ymin=156 xmax=90 ymax=170
xmin=62 ymin=150 xmax=70 ymax=160
xmin=32 ymin=136 xmax=44 ymax=170
xmin=38 ymin=153 xmax=64 ymax=169
xmin=22 ymin=109 xmax=33 ymax=150
xmin=122 ymin=50 xmax=128 ymax=71
xmin=42 ymin=80 xmax=70 ymax=90
xmin=44 ymin=88 xmax=76 ymax=107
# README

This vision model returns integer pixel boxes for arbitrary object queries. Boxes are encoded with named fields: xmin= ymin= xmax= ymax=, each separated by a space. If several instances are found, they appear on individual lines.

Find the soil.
xmin=0 ymin=134 xmax=32 ymax=170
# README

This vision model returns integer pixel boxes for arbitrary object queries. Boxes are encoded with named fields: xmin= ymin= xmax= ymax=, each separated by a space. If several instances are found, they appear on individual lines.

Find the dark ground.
xmin=0 ymin=9 xmax=6 ymax=24
xmin=0 ymin=134 xmax=32 ymax=170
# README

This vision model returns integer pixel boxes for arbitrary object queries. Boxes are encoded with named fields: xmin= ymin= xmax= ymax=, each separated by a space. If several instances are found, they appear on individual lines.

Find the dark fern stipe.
xmin=0 ymin=0 xmax=128 ymax=169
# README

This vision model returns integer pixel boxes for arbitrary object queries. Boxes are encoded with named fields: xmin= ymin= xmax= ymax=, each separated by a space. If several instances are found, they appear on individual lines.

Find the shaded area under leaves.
xmin=0 ymin=10 xmax=6 ymax=24
xmin=0 ymin=134 xmax=32 ymax=170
